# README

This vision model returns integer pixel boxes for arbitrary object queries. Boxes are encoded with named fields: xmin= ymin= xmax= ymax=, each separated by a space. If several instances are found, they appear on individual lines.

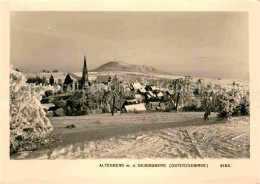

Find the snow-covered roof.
xmin=126 ymin=99 xmax=138 ymax=104
xmin=70 ymin=73 xmax=81 ymax=81
xmin=138 ymin=87 xmax=146 ymax=93
xmin=151 ymin=86 xmax=157 ymax=91
xmin=42 ymin=103 xmax=55 ymax=110
xmin=148 ymin=91 xmax=156 ymax=97
xmin=157 ymin=92 xmax=164 ymax=98
xmin=124 ymin=103 xmax=146 ymax=112
xmin=132 ymin=82 xmax=143 ymax=90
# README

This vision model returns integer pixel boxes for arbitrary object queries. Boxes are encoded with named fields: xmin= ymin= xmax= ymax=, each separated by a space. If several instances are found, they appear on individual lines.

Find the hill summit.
xmin=91 ymin=61 xmax=171 ymax=74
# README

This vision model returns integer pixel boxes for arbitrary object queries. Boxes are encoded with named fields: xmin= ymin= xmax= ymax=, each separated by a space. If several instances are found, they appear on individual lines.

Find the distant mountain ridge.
xmin=90 ymin=61 xmax=172 ymax=75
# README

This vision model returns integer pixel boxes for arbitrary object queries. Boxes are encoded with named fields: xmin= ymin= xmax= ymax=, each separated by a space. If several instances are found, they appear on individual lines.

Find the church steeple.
xmin=84 ymin=55 xmax=87 ymax=68
xmin=81 ymin=54 xmax=88 ymax=87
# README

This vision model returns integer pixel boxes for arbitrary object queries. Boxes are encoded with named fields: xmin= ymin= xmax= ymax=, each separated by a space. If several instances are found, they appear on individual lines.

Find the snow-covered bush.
xmin=214 ymin=89 xmax=250 ymax=118
xmin=10 ymin=68 xmax=53 ymax=154
xmin=196 ymin=83 xmax=249 ymax=119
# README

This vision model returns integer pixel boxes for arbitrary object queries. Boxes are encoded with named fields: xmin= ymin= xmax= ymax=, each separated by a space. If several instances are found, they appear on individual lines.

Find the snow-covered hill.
xmin=91 ymin=61 xmax=172 ymax=75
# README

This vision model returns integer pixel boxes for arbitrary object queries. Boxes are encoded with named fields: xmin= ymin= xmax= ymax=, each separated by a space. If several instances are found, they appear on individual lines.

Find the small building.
xmin=123 ymin=103 xmax=146 ymax=113
xmin=156 ymin=92 xmax=164 ymax=99
xmin=123 ymin=99 xmax=138 ymax=106
xmin=137 ymin=87 xmax=146 ymax=94
xmin=131 ymin=82 xmax=143 ymax=91
xmin=145 ymin=85 xmax=158 ymax=92
xmin=146 ymin=91 xmax=156 ymax=99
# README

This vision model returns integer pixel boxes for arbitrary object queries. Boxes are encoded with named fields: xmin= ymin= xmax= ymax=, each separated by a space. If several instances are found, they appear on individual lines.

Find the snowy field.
xmin=11 ymin=113 xmax=249 ymax=159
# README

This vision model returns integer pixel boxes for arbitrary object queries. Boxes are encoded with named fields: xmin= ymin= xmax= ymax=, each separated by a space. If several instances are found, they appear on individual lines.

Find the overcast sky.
xmin=10 ymin=12 xmax=249 ymax=80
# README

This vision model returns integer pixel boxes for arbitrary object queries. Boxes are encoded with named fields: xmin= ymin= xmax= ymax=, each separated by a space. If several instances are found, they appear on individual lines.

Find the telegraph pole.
xmin=112 ymin=95 xmax=115 ymax=116
xmin=175 ymin=79 xmax=180 ymax=112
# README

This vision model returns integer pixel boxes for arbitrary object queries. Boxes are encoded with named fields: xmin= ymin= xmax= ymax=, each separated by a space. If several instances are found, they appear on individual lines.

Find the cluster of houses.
xmin=47 ymin=74 xmax=176 ymax=114
xmin=33 ymin=56 xmax=181 ymax=115
xmin=118 ymin=81 xmax=175 ymax=113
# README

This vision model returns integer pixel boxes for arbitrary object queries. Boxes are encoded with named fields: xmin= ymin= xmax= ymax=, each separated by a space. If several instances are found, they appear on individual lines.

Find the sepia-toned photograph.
xmin=9 ymin=11 xmax=250 ymax=160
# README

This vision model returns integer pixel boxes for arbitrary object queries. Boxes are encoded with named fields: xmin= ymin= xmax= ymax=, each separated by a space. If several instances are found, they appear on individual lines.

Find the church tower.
xmin=81 ymin=54 xmax=88 ymax=87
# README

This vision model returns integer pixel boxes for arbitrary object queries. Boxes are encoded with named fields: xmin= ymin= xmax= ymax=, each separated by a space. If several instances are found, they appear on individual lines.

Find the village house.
xmin=131 ymin=82 xmax=144 ymax=92
xmin=145 ymin=91 xmax=157 ymax=102
xmin=145 ymin=85 xmax=158 ymax=92
xmin=137 ymin=87 xmax=146 ymax=94
xmin=38 ymin=54 xmax=182 ymax=115
xmin=123 ymin=99 xmax=138 ymax=105
xmin=156 ymin=91 xmax=164 ymax=99
xmin=122 ymin=103 xmax=146 ymax=113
